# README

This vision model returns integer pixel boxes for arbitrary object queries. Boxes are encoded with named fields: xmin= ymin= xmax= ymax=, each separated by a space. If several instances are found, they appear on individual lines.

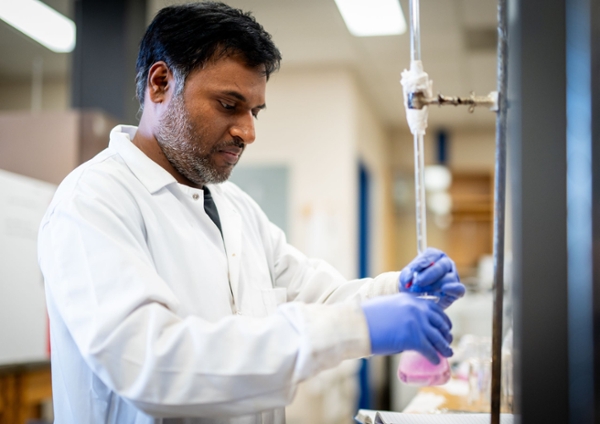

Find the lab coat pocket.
xmin=245 ymin=286 xmax=287 ymax=317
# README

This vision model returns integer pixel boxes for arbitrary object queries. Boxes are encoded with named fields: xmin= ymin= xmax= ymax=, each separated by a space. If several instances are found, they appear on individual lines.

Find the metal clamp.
xmin=408 ymin=91 xmax=499 ymax=112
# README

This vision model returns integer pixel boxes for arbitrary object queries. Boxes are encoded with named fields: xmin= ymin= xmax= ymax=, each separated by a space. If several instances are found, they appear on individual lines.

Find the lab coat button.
xmin=192 ymin=193 xmax=199 ymax=200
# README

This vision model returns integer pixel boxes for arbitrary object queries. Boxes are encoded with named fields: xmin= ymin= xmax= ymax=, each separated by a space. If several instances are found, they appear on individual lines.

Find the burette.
xmin=409 ymin=0 xmax=426 ymax=254
xmin=404 ymin=0 xmax=497 ymax=254
xmin=402 ymin=2 xmax=499 ymax=256
xmin=401 ymin=0 xmax=507 ymax=422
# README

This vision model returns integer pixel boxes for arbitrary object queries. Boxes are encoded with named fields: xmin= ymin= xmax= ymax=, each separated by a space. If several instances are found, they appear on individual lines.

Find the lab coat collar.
xmin=109 ymin=125 xmax=178 ymax=194
xmin=109 ymin=126 xmax=244 ymax=300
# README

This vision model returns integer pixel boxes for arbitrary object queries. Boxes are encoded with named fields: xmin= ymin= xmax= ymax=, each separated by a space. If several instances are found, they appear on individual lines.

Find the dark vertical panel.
xmin=358 ymin=163 xmax=371 ymax=410
xmin=566 ymin=0 xmax=595 ymax=422
xmin=359 ymin=163 xmax=370 ymax=279
xmin=72 ymin=0 xmax=146 ymax=123
xmin=590 ymin=0 xmax=600 ymax=420
xmin=124 ymin=0 xmax=147 ymax=123
xmin=520 ymin=0 xmax=569 ymax=415
xmin=509 ymin=0 xmax=570 ymax=421
xmin=436 ymin=130 xmax=448 ymax=165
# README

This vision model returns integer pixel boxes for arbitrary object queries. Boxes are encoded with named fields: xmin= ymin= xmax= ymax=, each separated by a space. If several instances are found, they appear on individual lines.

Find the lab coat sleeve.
xmin=39 ymin=175 xmax=370 ymax=418
xmin=263 ymin=220 xmax=399 ymax=305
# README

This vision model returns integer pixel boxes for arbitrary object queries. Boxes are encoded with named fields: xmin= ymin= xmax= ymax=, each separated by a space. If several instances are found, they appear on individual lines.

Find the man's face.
xmin=155 ymin=55 xmax=267 ymax=187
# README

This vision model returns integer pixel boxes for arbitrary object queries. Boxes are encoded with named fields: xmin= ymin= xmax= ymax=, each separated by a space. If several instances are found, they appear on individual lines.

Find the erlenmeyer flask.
xmin=397 ymin=292 xmax=451 ymax=386
xmin=397 ymin=351 xmax=450 ymax=386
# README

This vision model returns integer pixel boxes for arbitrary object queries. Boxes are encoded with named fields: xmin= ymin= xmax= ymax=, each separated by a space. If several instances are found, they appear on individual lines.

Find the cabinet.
xmin=0 ymin=110 xmax=117 ymax=185
xmin=0 ymin=363 xmax=52 ymax=424
xmin=447 ymin=171 xmax=493 ymax=277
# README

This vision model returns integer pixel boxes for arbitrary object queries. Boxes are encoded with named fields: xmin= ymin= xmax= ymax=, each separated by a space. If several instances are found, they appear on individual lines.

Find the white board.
xmin=0 ymin=169 xmax=56 ymax=364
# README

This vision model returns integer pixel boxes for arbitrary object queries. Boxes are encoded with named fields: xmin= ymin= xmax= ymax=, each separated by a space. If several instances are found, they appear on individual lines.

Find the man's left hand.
xmin=399 ymin=247 xmax=465 ymax=309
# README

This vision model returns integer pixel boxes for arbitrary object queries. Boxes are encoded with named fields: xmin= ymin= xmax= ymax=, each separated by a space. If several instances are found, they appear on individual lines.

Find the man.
xmin=38 ymin=2 xmax=465 ymax=423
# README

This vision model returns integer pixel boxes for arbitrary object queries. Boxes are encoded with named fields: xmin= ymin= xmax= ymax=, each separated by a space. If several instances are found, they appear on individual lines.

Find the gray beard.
xmin=155 ymin=95 xmax=231 ymax=186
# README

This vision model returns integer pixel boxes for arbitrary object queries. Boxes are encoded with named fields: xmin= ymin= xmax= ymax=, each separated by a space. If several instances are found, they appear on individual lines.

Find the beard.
xmin=155 ymin=94 xmax=243 ymax=186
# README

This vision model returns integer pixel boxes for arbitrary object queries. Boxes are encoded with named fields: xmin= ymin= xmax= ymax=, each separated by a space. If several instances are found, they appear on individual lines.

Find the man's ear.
xmin=146 ymin=61 xmax=173 ymax=104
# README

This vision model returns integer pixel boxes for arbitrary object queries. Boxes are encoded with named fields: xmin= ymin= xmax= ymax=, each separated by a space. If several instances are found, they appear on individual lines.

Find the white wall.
xmin=391 ymin=127 xmax=496 ymax=172
xmin=356 ymin=89 xmax=393 ymax=276
xmin=0 ymin=77 xmax=69 ymax=112
xmin=244 ymin=66 xmax=394 ymax=280
xmin=245 ymin=67 xmax=360 ymax=278
xmin=447 ymin=129 xmax=496 ymax=172
xmin=0 ymin=170 xmax=56 ymax=365
xmin=244 ymin=64 xmax=393 ymax=424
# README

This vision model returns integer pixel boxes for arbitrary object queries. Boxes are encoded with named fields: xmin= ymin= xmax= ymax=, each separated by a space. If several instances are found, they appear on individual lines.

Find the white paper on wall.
xmin=0 ymin=169 xmax=56 ymax=365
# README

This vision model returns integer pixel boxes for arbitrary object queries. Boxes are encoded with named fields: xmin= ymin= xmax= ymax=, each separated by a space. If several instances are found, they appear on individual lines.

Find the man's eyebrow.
xmin=222 ymin=91 xmax=266 ymax=109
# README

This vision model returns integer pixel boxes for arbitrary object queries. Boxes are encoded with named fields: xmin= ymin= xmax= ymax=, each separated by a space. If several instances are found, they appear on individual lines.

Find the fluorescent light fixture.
xmin=0 ymin=0 xmax=75 ymax=53
xmin=334 ymin=0 xmax=407 ymax=37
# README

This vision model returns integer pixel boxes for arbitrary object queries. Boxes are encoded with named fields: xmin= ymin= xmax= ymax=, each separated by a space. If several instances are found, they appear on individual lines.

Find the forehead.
xmin=183 ymin=56 xmax=267 ymax=104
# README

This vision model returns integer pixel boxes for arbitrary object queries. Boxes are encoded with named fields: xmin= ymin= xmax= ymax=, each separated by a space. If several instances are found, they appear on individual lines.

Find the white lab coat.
xmin=38 ymin=126 xmax=400 ymax=424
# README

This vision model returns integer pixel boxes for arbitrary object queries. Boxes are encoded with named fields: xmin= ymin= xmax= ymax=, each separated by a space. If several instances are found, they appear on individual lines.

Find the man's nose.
xmin=230 ymin=111 xmax=256 ymax=145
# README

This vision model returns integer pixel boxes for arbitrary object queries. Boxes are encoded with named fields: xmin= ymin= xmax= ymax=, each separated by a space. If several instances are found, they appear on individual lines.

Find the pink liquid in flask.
xmin=397 ymin=351 xmax=450 ymax=386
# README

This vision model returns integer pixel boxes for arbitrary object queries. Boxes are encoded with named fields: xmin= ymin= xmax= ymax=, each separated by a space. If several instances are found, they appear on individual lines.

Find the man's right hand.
xmin=361 ymin=293 xmax=453 ymax=364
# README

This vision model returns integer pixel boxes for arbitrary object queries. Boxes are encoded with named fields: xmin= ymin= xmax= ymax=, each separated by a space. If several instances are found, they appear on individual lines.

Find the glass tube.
xmin=414 ymin=132 xmax=427 ymax=253
xmin=409 ymin=0 xmax=426 ymax=254
xmin=409 ymin=0 xmax=421 ymax=62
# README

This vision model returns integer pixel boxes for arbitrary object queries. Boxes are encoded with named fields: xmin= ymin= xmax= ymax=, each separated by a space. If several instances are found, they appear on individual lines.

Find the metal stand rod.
xmin=491 ymin=0 xmax=508 ymax=422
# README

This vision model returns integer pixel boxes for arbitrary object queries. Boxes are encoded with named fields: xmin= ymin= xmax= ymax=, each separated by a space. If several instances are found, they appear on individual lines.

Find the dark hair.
xmin=135 ymin=1 xmax=281 ymax=107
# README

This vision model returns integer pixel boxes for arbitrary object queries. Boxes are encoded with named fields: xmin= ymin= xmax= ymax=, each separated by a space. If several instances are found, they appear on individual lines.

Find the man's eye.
xmin=220 ymin=101 xmax=235 ymax=110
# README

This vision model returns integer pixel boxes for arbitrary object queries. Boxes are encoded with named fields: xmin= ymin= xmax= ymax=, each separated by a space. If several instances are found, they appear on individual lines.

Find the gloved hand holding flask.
xmin=395 ymin=248 xmax=465 ymax=385
xmin=361 ymin=293 xmax=453 ymax=364
xmin=399 ymin=247 xmax=465 ymax=309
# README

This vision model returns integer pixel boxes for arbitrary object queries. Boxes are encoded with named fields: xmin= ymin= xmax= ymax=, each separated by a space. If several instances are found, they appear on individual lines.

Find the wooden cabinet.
xmin=392 ymin=169 xmax=495 ymax=278
xmin=446 ymin=171 xmax=494 ymax=277
xmin=0 ymin=363 xmax=52 ymax=424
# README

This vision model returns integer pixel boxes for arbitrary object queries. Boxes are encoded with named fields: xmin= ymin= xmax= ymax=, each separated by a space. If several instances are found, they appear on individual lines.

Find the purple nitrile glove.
xmin=361 ymin=293 xmax=453 ymax=364
xmin=399 ymin=247 xmax=465 ymax=309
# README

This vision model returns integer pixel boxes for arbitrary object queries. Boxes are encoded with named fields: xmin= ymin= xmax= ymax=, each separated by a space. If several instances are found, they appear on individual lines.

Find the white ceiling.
xmin=0 ymin=0 xmax=499 ymax=129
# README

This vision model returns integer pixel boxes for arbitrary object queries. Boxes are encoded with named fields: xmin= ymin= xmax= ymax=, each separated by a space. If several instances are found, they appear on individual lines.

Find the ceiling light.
xmin=334 ymin=0 xmax=407 ymax=37
xmin=0 ymin=0 xmax=76 ymax=53
xmin=424 ymin=165 xmax=452 ymax=192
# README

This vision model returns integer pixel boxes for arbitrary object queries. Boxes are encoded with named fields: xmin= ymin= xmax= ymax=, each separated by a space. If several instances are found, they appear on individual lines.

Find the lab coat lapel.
xmin=212 ymin=190 xmax=242 ymax=303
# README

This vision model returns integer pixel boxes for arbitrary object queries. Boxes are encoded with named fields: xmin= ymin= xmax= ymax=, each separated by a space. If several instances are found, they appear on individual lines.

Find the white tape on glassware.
xmin=400 ymin=60 xmax=433 ymax=136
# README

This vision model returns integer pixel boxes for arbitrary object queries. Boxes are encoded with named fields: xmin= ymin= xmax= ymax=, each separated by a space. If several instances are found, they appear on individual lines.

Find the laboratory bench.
xmin=406 ymin=383 xmax=512 ymax=414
